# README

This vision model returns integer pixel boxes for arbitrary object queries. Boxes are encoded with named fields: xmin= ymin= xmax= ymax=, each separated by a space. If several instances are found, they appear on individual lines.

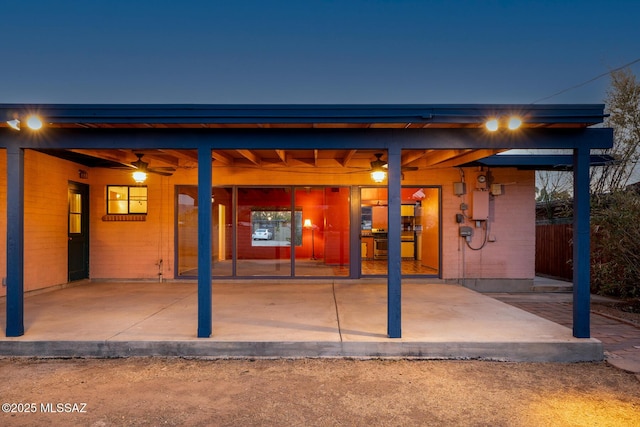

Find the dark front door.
xmin=68 ymin=182 xmax=89 ymax=281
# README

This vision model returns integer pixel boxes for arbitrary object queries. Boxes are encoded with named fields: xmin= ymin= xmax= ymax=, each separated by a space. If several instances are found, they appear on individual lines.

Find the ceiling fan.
xmin=370 ymin=153 xmax=419 ymax=172
xmin=131 ymin=153 xmax=176 ymax=176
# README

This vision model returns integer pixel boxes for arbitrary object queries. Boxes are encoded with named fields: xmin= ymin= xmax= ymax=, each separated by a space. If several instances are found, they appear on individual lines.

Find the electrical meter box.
xmin=453 ymin=182 xmax=466 ymax=196
xmin=459 ymin=226 xmax=472 ymax=237
xmin=471 ymin=190 xmax=489 ymax=220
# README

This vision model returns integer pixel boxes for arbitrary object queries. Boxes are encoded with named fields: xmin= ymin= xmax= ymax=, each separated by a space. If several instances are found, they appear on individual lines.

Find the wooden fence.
xmin=536 ymin=222 xmax=573 ymax=281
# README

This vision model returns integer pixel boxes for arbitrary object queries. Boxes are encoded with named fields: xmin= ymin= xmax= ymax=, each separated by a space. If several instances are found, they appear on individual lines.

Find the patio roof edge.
xmin=0 ymin=103 xmax=607 ymax=126
xmin=460 ymin=153 xmax=616 ymax=170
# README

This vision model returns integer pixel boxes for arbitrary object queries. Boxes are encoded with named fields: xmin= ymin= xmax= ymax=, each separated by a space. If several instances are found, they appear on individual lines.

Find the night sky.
xmin=2 ymin=0 xmax=639 ymax=104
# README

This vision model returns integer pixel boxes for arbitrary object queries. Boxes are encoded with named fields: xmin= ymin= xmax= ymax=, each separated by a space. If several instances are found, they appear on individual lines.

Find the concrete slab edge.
xmin=0 ymin=340 xmax=603 ymax=363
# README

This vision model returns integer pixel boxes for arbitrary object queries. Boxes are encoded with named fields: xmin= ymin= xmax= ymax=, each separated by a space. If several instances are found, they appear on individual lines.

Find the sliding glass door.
xmin=176 ymin=185 xmax=350 ymax=278
xmin=360 ymin=186 xmax=440 ymax=277
xmin=176 ymin=186 xmax=233 ymax=277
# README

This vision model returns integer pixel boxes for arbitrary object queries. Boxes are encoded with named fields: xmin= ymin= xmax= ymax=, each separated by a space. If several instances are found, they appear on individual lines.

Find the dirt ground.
xmin=0 ymin=358 xmax=638 ymax=427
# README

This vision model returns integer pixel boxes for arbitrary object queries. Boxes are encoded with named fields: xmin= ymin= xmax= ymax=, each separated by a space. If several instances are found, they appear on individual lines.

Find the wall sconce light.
xmin=370 ymin=153 xmax=387 ymax=183
xmin=6 ymin=115 xmax=43 ymax=131
xmin=78 ymin=169 xmax=88 ymax=179
xmin=132 ymin=171 xmax=148 ymax=183
xmin=485 ymin=115 xmax=522 ymax=132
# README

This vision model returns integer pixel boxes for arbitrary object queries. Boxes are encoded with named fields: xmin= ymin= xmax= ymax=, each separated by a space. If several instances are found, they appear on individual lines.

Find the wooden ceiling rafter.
xmin=275 ymin=149 xmax=288 ymax=165
xmin=53 ymin=147 xmax=508 ymax=175
xmin=211 ymin=150 xmax=233 ymax=165
xmin=342 ymin=150 xmax=357 ymax=167
xmin=433 ymin=149 xmax=505 ymax=169
xmin=68 ymin=149 xmax=132 ymax=166
xmin=236 ymin=149 xmax=261 ymax=166
xmin=401 ymin=150 xmax=430 ymax=166
xmin=422 ymin=149 xmax=473 ymax=167
xmin=161 ymin=149 xmax=198 ymax=163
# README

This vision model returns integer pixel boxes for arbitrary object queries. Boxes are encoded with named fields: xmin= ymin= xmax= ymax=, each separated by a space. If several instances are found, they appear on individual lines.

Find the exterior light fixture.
xmin=370 ymin=153 xmax=387 ymax=183
xmin=485 ymin=115 xmax=523 ymax=131
xmin=132 ymin=171 xmax=148 ymax=183
xmin=26 ymin=115 xmax=43 ymax=130
xmin=6 ymin=119 xmax=20 ymax=130
xmin=485 ymin=118 xmax=499 ymax=132
xmin=6 ymin=115 xmax=44 ymax=131
xmin=507 ymin=116 xmax=522 ymax=130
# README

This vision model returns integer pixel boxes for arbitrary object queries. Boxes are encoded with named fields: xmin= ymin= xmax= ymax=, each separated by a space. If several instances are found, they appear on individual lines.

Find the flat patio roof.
xmin=0 ymin=103 xmax=607 ymax=128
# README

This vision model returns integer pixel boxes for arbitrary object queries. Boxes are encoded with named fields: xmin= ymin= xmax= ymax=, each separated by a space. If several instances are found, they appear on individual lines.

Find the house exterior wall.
xmin=89 ymin=167 xmax=175 ymax=281
xmin=1 ymin=150 xmax=535 ymax=291
xmin=1 ymin=149 xmax=90 ymax=296
xmin=401 ymin=167 xmax=536 ymax=282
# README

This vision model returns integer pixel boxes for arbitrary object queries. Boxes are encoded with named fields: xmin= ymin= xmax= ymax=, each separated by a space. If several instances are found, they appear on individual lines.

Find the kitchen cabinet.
xmin=361 ymin=236 xmax=374 ymax=259
xmin=401 ymin=241 xmax=414 ymax=258
xmin=401 ymin=205 xmax=414 ymax=217
xmin=372 ymin=206 xmax=387 ymax=230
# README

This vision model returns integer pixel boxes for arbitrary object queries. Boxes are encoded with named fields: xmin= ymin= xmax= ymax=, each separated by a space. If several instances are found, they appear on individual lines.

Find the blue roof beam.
xmin=0 ymin=128 xmax=613 ymax=151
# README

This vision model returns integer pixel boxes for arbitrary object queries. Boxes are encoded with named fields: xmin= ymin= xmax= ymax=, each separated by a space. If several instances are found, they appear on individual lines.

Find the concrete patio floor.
xmin=0 ymin=280 xmax=603 ymax=362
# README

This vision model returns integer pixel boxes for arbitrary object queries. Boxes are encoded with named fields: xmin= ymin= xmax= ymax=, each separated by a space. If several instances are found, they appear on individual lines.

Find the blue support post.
xmin=6 ymin=145 xmax=25 ymax=337
xmin=572 ymin=146 xmax=591 ymax=338
xmin=387 ymin=146 xmax=402 ymax=338
xmin=197 ymin=146 xmax=212 ymax=338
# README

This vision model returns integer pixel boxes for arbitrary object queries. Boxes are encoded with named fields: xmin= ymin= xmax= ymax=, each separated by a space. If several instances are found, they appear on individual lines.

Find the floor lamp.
xmin=303 ymin=219 xmax=316 ymax=260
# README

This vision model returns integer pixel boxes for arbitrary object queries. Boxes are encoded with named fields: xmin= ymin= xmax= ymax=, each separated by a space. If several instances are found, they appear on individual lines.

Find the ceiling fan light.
xmin=133 ymin=171 xmax=148 ymax=183
xmin=371 ymin=169 xmax=387 ymax=183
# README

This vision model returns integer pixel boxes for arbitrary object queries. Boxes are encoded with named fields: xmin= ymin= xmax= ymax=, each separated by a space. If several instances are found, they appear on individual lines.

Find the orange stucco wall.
xmin=1 ymin=149 xmax=91 ymax=295
xmin=89 ymin=167 xmax=175 ymax=280
xmin=0 ymin=150 xmax=535 ymax=293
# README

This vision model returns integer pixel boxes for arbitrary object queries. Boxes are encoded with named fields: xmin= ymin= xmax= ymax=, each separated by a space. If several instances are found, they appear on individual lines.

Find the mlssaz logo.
xmin=41 ymin=402 xmax=88 ymax=413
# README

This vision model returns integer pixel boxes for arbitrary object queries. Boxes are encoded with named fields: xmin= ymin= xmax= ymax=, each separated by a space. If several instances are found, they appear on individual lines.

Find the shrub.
xmin=590 ymin=190 xmax=640 ymax=299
